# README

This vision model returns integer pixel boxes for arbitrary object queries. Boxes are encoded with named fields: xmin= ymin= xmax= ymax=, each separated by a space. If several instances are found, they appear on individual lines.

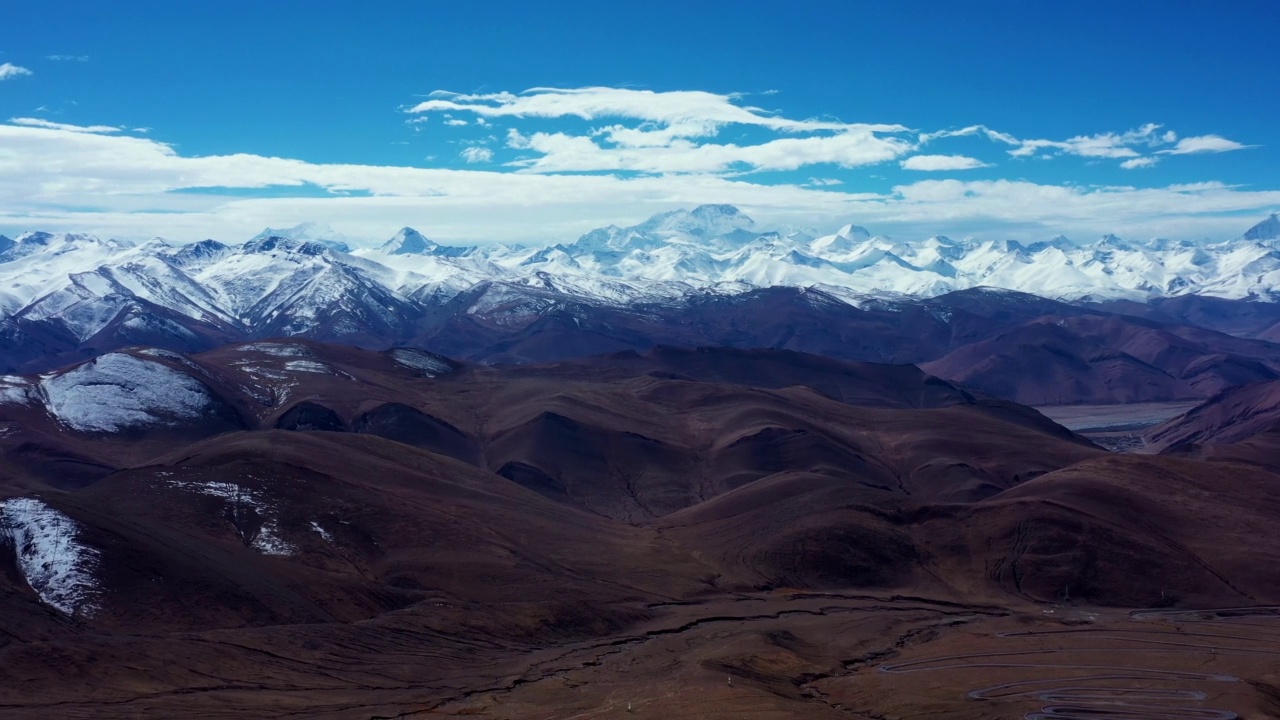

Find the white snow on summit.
xmin=5 ymin=207 xmax=1280 ymax=345
xmin=1244 ymin=213 xmax=1280 ymax=242
xmin=250 ymin=222 xmax=353 ymax=252
xmin=0 ymin=497 xmax=101 ymax=616
xmin=378 ymin=227 xmax=436 ymax=255
xmin=40 ymin=353 xmax=215 ymax=432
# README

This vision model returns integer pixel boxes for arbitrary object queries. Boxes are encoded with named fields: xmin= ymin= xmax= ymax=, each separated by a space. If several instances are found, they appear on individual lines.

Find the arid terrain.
xmin=2 ymin=341 xmax=1280 ymax=718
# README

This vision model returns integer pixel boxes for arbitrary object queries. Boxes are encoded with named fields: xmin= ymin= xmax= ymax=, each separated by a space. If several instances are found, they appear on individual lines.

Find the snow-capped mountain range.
xmin=1 ymin=206 xmax=1279 ymax=371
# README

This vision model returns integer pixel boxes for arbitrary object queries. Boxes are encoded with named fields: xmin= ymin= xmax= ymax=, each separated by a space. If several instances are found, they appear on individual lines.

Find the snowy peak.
xmin=4 ymin=209 xmax=1280 ymax=362
xmin=1027 ymin=235 xmax=1075 ymax=253
xmin=243 ymin=236 xmax=330 ymax=257
xmin=1244 ymin=213 xmax=1280 ymax=242
xmin=1097 ymin=233 xmax=1132 ymax=249
xmin=811 ymin=224 xmax=874 ymax=255
xmin=251 ymin=222 xmax=352 ymax=252
xmin=568 ymin=205 xmax=761 ymax=256
xmin=0 ymin=235 xmax=12 ymax=255
xmin=379 ymin=227 xmax=437 ymax=255
xmin=638 ymin=204 xmax=756 ymax=238
xmin=169 ymin=239 xmax=231 ymax=268
xmin=690 ymin=203 xmax=754 ymax=230
xmin=13 ymin=230 xmax=55 ymax=246
xmin=836 ymin=224 xmax=871 ymax=242
xmin=1 ymin=232 xmax=129 ymax=262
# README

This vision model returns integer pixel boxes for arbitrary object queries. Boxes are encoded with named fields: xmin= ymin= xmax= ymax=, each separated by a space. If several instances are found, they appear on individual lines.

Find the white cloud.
xmin=0 ymin=92 xmax=1274 ymax=245
xmin=3 ymin=117 xmax=1279 ymax=246
xmin=6 ymin=173 xmax=1278 ymax=249
xmin=46 ymin=55 xmax=89 ymax=62
xmin=1161 ymin=135 xmax=1250 ymax=155
xmin=1120 ymin=157 xmax=1160 ymax=170
xmin=989 ymin=124 xmax=1250 ymax=166
xmin=460 ymin=146 xmax=493 ymax=163
xmin=506 ymin=128 xmax=532 ymax=149
xmin=408 ymin=86 xmax=905 ymax=135
xmin=506 ymin=128 xmax=911 ymax=174
xmin=0 ymin=63 xmax=33 ymax=81
xmin=1009 ymin=124 xmax=1169 ymax=159
xmin=918 ymin=125 xmax=1019 ymax=146
xmin=409 ymin=87 xmax=1257 ymax=177
xmin=408 ymin=86 xmax=913 ymax=175
xmin=10 ymin=117 xmax=122 ymax=134
xmin=901 ymin=154 xmax=991 ymax=171
xmin=443 ymin=118 xmax=469 ymax=126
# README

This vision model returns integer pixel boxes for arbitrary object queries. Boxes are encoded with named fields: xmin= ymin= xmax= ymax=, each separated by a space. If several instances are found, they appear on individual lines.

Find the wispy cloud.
xmin=460 ymin=146 xmax=493 ymax=163
xmin=918 ymin=124 xmax=1019 ymax=146
xmin=411 ymin=86 xmax=913 ymax=175
xmin=1008 ymin=123 xmax=1174 ymax=160
xmin=987 ymin=124 xmax=1248 ymax=166
xmin=901 ymin=154 xmax=991 ymax=171
xmin=408 ymin=86 xmax=905 ymax=135
xmin=0 ymin=63 xmax=33 ymax=81
xmin=46 ymin=55 xmax=89 ymax=62
xmin=413 ymin=88 xmax=1254 ymax=177
xmin=503 ymin=127 xmax=912 ymax=174
xmin=1161 ymin=134 xmax=1251 ymax=155
xmin=1120 ymin=157 xmax=1160 ymax=170
xmin=9 ymin=117 xmax=121 ymax=133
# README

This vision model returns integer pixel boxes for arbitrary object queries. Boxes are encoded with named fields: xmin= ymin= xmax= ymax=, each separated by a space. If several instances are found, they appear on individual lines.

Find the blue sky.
xmin=1 ymin=0 xmax=1278 ymax=244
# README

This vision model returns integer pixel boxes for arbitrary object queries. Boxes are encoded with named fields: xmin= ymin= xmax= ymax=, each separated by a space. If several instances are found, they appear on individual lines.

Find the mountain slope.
xmin=1143 ymin=378 xmax=1280 ymax=467
xmin=5 ymin=210 xmax=1280 ymax=409
xmin=921 ymin=314 xmax=1280 ymax=404
xmin=3 ymin=340 xmax=1280 ymax=718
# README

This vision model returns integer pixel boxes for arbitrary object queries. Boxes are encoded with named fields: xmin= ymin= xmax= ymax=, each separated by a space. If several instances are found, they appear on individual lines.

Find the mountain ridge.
xmin=4 ymin=207 xmax=1280 ymax=389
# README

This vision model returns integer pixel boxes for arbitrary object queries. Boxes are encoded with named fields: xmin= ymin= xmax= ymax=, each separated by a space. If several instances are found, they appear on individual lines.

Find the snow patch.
xmin=167 ymin=479 xmax=256 ymax=503
xmin=0 ymin=497 xmax=101 ymax=616
xmin=164 ymin=478 xmax=297 ymax=556
xmin=239 ymin=343 xmax=311 ymax=357
xmin=121 ymin=314 xmax=199 ymax=341
xmin=40 ymin=353 xmax=215 ymax=432
xmin=283 ymin=360 xmax=331 ymax=374
xmin=229 ymin=364 xmax=300 ymax=406
xmin=391 ymin=349 xmax=453 ymax=377
xmin=137 ymin=348 xmax=186 ymax=360
xmin=0 ymin=376 xmax=35 ymax=405
xmin=251 ymin=520 xmax=295 ymax=556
